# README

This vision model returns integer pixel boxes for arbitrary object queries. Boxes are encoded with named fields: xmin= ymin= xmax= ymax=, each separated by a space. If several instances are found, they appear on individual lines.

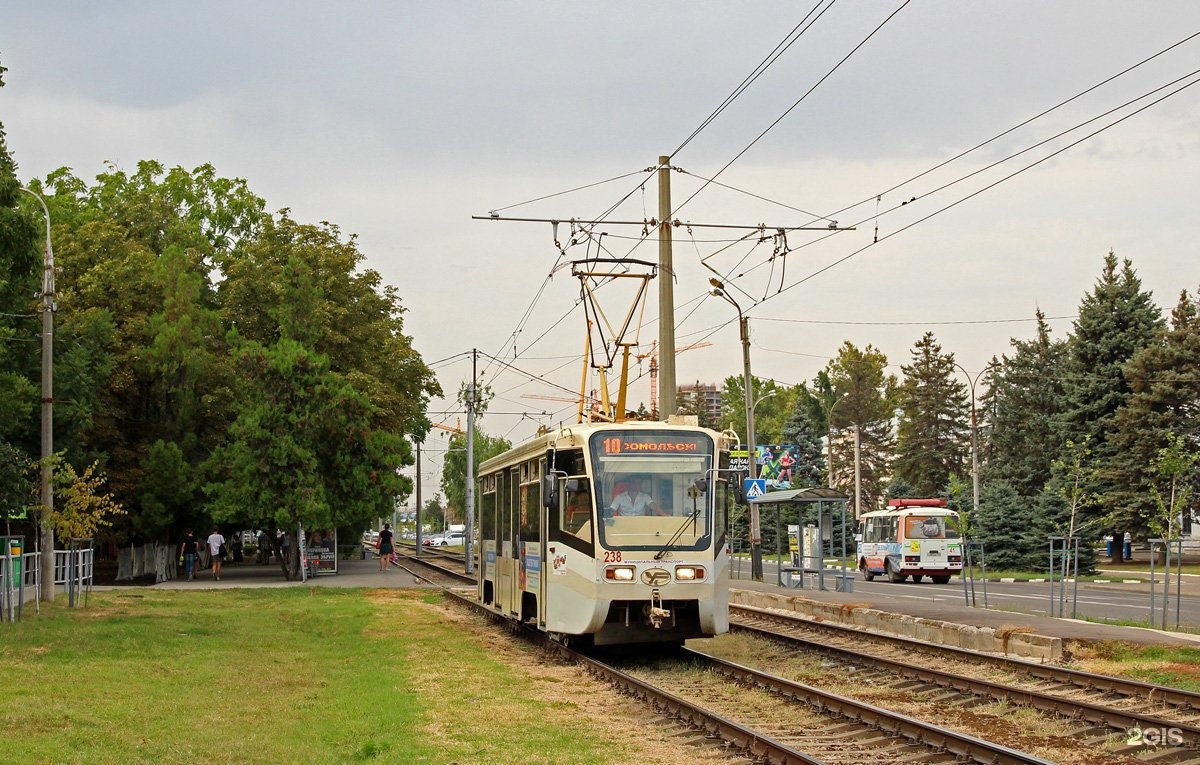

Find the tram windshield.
xmin=589 ymin=430 xmax=715 ymax=551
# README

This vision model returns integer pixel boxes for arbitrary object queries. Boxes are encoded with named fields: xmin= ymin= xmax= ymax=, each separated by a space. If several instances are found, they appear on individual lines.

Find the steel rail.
xmin=731 ymin=602 xmax=1200 ymax=712
xmin=681 ymin=647 xmax=1056 ymax=765
xmin=730 ymin=604 xmax=1200 ymax=746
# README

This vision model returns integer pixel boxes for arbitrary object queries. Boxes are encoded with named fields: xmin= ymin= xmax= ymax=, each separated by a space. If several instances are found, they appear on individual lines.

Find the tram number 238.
xmin=604 ymin=551 xmax=623 ymax=563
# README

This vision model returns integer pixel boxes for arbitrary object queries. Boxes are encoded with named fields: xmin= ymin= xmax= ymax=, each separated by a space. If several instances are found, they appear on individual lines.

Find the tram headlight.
xmin=605 ymin=565 xmax=635 ymax=581
xmin=674 ymin=565 xmax=705 ymax=581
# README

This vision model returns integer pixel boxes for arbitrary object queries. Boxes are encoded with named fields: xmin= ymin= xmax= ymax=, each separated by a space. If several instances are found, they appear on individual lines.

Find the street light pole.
xmin=709 ymin=278 xmax=769 ymax=581
xmin=20 ymin=187 xmax=55 ymax=604
xmin=952 ymin=363 xmax=994 ymax=530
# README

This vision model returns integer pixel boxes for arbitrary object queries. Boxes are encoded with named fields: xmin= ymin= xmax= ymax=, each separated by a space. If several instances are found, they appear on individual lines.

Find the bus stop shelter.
xmin=749 ymin=487 xmax=851 ymax=592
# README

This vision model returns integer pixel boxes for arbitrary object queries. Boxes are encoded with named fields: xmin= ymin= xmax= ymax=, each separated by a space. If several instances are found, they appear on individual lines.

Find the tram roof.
xmin=748 ymin=487 xmax=848 ymax=504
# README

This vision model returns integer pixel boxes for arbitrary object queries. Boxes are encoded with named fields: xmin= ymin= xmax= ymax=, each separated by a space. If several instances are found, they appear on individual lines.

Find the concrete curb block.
xmin=730 ymin=589 xmax=1062 ymax=663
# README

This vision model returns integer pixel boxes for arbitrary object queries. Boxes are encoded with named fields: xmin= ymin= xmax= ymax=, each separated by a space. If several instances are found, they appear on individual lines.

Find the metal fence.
xmin=0 ymin=548 xmax=95 ymax=621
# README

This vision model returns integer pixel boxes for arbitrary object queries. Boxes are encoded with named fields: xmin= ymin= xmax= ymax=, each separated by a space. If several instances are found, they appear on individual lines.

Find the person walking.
xmin=377 ymin=524 xmax=394 ymax=571
xmin=207 ymin=527 xmax=226 ymax=581
xmin=178 ymin=530 xmax=200 ymax=581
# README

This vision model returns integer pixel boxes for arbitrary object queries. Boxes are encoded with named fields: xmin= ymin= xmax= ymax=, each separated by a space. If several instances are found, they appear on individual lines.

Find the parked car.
xmin=424 ymin=531 xmax=465 ymax=547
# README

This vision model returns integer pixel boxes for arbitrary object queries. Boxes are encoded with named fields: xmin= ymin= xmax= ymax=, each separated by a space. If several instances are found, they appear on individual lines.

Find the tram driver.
xmin=608 ymin=475 xmax=666 ymax=517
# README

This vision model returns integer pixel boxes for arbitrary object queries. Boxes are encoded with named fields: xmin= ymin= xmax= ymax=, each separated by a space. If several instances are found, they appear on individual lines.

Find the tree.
xmin=825 ymin=342 xmax=896 ymax=515
xmin=1108 ymin=290 xmax=1200 ymax=546
xmin=1059 ymin=252 xmax=1163 ymax=552
xmin=893 ymin=332 xmax=969 ymax=496
xmin=984 ymin=310 xmax=1070 ymax=498
xmin=0 ymin=59 xmax=40 ymax=509
xmin=42 ymin=457 xmax=125 ymax=541
xmin=1145 ymin=432 xmax=1198 ymax=541
xmin=716 ymin=375 xmax=787 ymax=444
xmin=440 ymin=429 xmax=511 ymax=524
xmin=204 ymin=339 xmax=411 ymax=578
xmin=778 ymin=392 xmax=825 ymax=489
xmin=1049 ymin=438 xmax=1100 ymax=574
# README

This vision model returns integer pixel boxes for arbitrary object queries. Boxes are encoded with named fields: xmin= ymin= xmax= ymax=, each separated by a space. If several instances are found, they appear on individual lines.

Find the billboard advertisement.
xmin=729 ymin=444 xmax=801 ymax=489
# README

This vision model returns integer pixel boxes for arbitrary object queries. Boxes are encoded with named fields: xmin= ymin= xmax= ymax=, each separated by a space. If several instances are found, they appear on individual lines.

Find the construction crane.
xmin=635 ymin=340 xmax=712 ymax=417
xmin=431 ymin=420 xmax=465 ymax=435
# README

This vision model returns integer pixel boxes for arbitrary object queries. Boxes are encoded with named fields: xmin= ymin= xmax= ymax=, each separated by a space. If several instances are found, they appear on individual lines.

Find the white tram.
xmin=477 ymin=418 xmax=734 ymax=646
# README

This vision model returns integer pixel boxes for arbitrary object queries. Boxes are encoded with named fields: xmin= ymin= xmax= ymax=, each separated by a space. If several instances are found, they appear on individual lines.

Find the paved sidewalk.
xmin=146 ymin=554 xmax=434 ymax=590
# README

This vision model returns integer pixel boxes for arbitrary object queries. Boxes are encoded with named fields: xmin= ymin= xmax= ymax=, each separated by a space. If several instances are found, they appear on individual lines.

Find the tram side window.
xmin=714 ymin=479 xmax=728 ymax=544
xmin=509 ymin=467 xmax=521 ymax=549
xmin=522 ymin=471 xmax=540 ymax=544
xmin=498 ymin=470 xmax=510 ymax=553
xmin=481 ymin=487 xmax=496 ymax=543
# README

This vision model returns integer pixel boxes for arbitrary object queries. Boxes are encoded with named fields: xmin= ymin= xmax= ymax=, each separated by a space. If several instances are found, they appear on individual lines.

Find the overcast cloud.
xmin=5 ymin=2 xmax=1200 ymax=486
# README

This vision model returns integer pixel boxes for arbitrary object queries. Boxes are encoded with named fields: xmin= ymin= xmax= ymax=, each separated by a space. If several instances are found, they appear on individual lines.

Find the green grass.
xmin=0 ymin=588 xmax=629 ymax=765
xmin=1070 ymin=641 xmax=1200 ymax=691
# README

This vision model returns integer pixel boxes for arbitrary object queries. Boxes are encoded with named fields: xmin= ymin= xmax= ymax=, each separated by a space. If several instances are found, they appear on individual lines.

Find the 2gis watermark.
xmin=1126 ymin=726 xmax=1184 ymax=748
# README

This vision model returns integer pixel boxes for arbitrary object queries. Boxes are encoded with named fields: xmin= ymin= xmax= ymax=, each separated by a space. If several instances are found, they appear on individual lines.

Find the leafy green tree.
xmin=893 ymin=332 xmax=969 ymax=496
xmin=1108 ymin=290 xmax=1200 ymax=547
xmin=0 ymin=60 xmax=40 ymax=455
xmin=716 ymin=375 xmax=787 ymax=445
xmin=1146 ymin=432 xmax=1198 ymax=540
xmin=1048 ymin=438 xmax=1100 ymax=574
xmin=825 ymin=342 xmax=896 ymax=515
xmin=0 ymin=439 xmax=32 ymax=536
xmin=204 ymin=339 xmax=410 ymax=577
xmin=984 ymin=311 xmax=1069 ymax=498
xmin=440 ymin=429 xmax=511 ymax=524
xmin=219 ymin=213 xmax=439 ymax=435
xmin=1059 ymin=253 xmax=1163 ymax=557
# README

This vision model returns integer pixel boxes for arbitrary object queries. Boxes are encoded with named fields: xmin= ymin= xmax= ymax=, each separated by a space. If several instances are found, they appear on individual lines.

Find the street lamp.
xmin=19 ymin=187 xmax=55 ymax=604
xmin=709 ymin=277 xmax=768 ymax=581
xmin=952 ymin=362 xmax=995 ymax=532
xmin=823 ymin=392 xmax=862 ymax=518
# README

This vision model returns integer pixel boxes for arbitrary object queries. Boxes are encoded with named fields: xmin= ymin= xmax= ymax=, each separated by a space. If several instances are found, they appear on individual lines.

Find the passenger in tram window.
xmin=609 ymin=476 xmax=663 ymax=516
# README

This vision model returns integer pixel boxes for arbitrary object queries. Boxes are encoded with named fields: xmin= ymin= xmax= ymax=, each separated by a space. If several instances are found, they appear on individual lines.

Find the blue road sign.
xmin=744 ymin=478 xmax=767 ymax=500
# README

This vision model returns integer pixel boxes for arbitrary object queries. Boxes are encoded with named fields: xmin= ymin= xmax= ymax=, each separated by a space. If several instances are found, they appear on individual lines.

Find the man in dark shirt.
xmin=178 ymin=530 xmax=200 ymax=581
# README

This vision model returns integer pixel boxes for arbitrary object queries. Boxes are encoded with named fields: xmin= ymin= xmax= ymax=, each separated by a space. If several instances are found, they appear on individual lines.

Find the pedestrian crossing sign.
xmin=744 ymin=478 xmax=766 ymax=500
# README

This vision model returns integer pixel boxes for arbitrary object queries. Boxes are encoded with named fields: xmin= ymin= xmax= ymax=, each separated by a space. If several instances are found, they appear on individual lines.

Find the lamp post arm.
xmin=19 ymin=186 xmax=56 ymax=604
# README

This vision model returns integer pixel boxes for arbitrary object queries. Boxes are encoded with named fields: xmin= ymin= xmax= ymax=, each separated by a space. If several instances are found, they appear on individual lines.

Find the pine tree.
xmin=985 ymin=311 xmax=1070 ymax=498
xmin=1108 ymin=290 xmax=1200 ymax=540
xmin=1060 ymin=252 xmax=1163 ymax=558
xmin=893 ymin=332 xmax=969 ymax=496
xmin=825 ymin=342 xmax=896 ymax=515
xmin=779 ymin=394 xmax=825 ymax=489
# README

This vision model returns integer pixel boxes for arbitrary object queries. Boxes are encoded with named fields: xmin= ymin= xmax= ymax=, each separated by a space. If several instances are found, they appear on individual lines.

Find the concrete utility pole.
xmin=20 ymin=188 xmax=55 ymax=603
xmin=414 ymin=439 xmax=422 ymax=555
xmin=656 ymin=156 xmax=676 ymax=419
xmin=465 ymin=350 xmax=477 ymax=575
xmin=709 ymin=278 xmax=768 ymax=581
xmin=472 ymin=162 xmax=850 ymax=426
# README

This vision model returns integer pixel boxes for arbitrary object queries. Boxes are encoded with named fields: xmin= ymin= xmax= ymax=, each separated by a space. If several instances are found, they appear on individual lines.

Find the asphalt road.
xmin=739 ymin=560 xmax=1200 ymax=629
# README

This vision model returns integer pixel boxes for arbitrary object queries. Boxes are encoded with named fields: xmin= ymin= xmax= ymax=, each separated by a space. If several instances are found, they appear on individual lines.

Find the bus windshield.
xmin=589 ymin=430 xmax=715 ymax=552
xmin=904 ymin=514 xmax=960 ymax=540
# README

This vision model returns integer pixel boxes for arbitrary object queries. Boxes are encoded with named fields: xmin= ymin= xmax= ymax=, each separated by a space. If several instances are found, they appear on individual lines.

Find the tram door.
xmin=507 ymin=466 xmax=521 ymax=617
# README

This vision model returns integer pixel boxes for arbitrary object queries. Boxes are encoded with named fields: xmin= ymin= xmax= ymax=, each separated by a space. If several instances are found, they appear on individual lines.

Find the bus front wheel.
xmin=861 ymin=565 xmax=875 ymax=582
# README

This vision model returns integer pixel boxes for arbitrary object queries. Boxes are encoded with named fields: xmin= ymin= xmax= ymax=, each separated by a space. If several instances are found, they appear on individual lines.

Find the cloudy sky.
xmin=5 ymin=2 xmax=1200 ymax=490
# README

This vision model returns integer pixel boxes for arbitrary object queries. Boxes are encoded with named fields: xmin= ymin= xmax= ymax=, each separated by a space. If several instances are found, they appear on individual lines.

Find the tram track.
xmin=724 ymin=603 xmax=1200 ymax=761
xmin=390 ymin=546 xmax=1200 ymax=761
xmin=438 ymin=586 xmax=1065 ymax=764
